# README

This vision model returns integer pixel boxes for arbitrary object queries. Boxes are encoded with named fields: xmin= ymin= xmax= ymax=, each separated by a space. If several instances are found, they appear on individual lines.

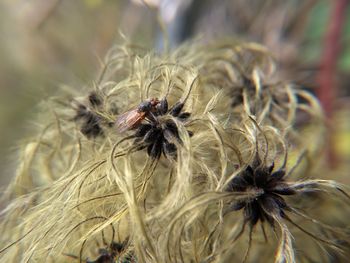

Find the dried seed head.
xmin=0 ymin=39 xmax=346 ymax=263
xmin=132 ymin=98 xmax=192 ymax=159
xmin=226 ymin=154 xmax=294 ymax=227
xmin=73 ymin=92 xmax=106 ymax=139
xmin=221 ymin=149 xmax=350 ymax=263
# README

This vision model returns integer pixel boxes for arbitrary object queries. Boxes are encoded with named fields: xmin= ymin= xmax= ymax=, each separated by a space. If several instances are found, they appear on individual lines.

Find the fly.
xmin=115 ymin=98 xmax=159 ymax=132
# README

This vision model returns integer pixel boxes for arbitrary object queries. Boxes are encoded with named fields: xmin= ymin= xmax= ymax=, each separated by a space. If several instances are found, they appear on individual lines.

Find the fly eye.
xmin=138 ymin=101 xmax=152 ymax=112
xmin=150 ymin=98 xmax=159 ymax=106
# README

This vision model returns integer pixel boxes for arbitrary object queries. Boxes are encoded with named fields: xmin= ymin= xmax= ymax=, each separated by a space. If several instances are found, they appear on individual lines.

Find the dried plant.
xmin=0 ymin=39 xmax=348 ymax=263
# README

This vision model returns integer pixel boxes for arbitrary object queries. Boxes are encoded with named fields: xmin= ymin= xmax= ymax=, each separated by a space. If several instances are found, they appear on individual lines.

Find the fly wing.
xmin=115 ymin=109 xmax=144 ymax=133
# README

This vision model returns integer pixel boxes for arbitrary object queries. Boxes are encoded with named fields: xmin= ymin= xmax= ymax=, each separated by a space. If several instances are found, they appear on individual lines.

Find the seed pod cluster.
xmin=0 ymin=40 xmax=349 ymax=263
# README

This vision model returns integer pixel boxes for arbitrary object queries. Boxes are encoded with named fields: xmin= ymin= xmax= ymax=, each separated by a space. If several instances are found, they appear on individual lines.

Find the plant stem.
xmin=317 ymin=0 xmax=349 ymax=167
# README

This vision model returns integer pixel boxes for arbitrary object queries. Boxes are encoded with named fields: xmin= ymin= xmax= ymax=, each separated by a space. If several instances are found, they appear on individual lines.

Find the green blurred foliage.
xmin=339 ymin=7 xmax=350 ymax=70
xmin=303 ymin=0 xmax=329 ymax=63
xmin=304 ymin=0 xmax=350 ymax=72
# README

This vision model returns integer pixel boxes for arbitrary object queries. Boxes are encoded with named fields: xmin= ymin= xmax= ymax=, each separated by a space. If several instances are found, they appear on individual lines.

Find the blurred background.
xmin=0 ymin=0 xmax=349 ymax=187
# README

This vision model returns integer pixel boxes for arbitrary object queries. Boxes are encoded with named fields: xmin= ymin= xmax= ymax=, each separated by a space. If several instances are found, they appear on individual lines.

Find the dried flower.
xmin=0 ymin=39 xmax=348 ymax=263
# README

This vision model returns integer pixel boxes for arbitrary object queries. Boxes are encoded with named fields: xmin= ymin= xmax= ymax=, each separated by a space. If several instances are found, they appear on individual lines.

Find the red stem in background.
xmin=316 ymin=0 xmax=348 ymax=167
